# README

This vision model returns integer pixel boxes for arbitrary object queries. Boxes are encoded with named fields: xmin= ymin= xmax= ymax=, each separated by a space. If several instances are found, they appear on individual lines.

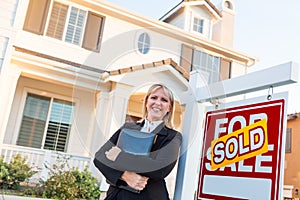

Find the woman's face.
xmin=146 ymin=87 xmax=171 ymax=122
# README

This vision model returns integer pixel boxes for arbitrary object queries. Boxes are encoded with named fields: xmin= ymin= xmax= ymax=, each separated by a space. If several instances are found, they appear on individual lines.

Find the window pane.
xmin=200 ymin=52 xmax=207 ymax=69
xmin=46 ymin=2 xmax=68 ymax=40
xmin=65 ymin=7 xmax=86 ymax=45
xmin=193 ymin=50 xmax=220 ymax=83
xmin=138 ymin=33 xmax=150 ymax=54
xmin=44 ymin=99 xmax=74 ymax=152
xmin=193 ymin=17 xmax=204 ymax=33
xmin=17 ymin=94 xmax=50 ymax=148
xmin=192 ymin=50 xmax=201 ymax=70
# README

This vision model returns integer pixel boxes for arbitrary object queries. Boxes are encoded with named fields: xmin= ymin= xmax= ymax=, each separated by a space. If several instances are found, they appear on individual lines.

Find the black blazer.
xmin=94 ymin=121 xmax=182 ymax=200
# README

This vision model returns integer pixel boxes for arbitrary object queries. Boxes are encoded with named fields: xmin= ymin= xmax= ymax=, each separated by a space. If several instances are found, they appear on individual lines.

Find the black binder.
xmin=117 ymin=128 xmax=156 ymax=155
xmin=111 ymin=122 xmax=164 ymax=193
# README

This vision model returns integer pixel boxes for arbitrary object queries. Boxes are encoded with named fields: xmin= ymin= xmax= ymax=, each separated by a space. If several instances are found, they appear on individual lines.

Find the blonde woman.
xmin=94 ymin=83 xmax=182 ymax=200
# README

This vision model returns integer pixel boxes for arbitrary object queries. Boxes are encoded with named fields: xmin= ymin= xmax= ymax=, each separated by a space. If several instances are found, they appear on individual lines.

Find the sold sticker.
xmin=211 ymin=119 xmax=268 ymax=170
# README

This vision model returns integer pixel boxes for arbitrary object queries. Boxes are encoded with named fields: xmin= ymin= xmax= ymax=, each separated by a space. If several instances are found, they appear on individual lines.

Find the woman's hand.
xmin=121 ymin=171 xmax=149 ymax=191
xmin=105 ymin=146 xmax=122 ymax=161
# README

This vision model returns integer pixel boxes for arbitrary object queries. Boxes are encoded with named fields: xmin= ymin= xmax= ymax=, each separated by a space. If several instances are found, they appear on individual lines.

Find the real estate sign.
xmin=197 ymin=94 xmax=288 ymax=200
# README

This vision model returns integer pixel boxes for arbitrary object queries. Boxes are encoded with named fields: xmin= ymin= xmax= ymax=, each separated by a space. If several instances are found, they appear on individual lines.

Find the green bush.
xmin=0 ymin=154 xmax=37 ymax=190
xmin=0 ymin=154 xmax=101 ymax=199
xmin=41 ymin=156 xmax=101 ymax=200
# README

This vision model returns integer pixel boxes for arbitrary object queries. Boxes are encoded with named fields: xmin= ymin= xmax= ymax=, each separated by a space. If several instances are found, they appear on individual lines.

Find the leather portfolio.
xmin=117 ymin=128 xmax=156 ymax=156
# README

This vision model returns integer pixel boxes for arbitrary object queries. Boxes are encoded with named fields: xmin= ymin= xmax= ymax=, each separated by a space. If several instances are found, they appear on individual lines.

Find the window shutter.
xmin=219 ymin=58 xmax=231 ymax=80
xmin=44 ymin=99 xmax=73 ymax=152
xmin=46 ymin=2 xmax=68 ymax=40
xmin=82 ymin=12 xmax=105 ymax=52
xmin=285 ymin=128 xmax=292 ymax=153
xmin=23 ymin=0 xmax=50 ymax=34
xmin=17 ymin=94 xmax=50 ymax=148
xmin=180 ymin=44 xmax=193 ymax=74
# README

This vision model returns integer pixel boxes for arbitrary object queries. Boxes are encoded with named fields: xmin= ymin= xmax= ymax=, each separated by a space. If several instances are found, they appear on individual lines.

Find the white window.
xmin=193 ymin=16 xmax=204 ymax=34
xmin=192 ymin=50 xmax=220 ymax=83
xmin=17 ymin=93 xmax=74 ymax=152
xmin=46 ymin=2 xmax=87 ymax=46
xmin=137 ymin=32 xmax=150 ymax=54
xmin=65 ymin=7 xmax=87 ymax=45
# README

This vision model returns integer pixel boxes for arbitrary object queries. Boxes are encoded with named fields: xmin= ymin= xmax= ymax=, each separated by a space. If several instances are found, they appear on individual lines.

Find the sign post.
xmin=197 ymin=93 xmax=288 ymax=200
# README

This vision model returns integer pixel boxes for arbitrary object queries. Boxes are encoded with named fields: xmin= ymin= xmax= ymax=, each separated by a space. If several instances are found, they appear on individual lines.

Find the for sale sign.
xmin=197 ymin=94 xmax=287 ymax=200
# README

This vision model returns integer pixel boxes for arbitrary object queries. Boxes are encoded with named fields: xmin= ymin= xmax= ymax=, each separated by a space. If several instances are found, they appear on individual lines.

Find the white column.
xmin=0 ymin=65 xmax=21 ymax=144
xmin=174 ymin=70 xmax=207 ymax=200
xmin=90 ymin=83 xmax=132 ymax=191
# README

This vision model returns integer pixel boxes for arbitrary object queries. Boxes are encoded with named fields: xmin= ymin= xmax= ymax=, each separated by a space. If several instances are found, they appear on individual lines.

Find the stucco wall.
xmin=285 ymin=117 xmax=300 ymax=195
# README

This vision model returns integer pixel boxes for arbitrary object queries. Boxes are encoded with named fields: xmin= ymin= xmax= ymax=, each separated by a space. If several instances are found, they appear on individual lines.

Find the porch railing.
xmin=0 ymin=144 xmax=91 ymax=182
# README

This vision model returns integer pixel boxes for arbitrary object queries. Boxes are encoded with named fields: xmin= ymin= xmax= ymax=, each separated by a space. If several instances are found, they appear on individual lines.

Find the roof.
xmin=14 ymin=46 xmax=189 ymax=82
xmin=108 ymin=58 xmax=189 ymax=80
xmin=160 ymin=0 xmax=222 ymax=22
xmin=287 ymin=112 xmax=300 ymax=120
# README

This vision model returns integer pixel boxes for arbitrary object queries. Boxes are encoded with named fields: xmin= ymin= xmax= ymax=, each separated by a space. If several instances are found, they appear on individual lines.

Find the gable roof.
xmin=108 ymin=58 xmax=189 ymax=80
xmin=160 ymin=0 xmax=222 ymax=22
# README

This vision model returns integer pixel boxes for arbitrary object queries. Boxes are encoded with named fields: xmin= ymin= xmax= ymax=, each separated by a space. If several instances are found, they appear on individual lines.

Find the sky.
xmin=105 ymin=0 xmax=300 ymax=113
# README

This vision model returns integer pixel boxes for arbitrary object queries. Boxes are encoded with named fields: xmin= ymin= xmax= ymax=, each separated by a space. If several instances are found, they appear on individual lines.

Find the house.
xmin=284 ymin=113 xmax=300 ymax=199
xmin=0 ymin=0 xmax=257 ymax=197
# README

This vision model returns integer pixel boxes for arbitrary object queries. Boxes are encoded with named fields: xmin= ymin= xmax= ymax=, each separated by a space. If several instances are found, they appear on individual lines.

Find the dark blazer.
xmin=93 ymin=121 xmax=182 ymax=200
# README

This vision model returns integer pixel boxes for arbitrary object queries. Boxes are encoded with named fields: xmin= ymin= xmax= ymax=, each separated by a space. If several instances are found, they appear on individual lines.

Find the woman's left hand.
xmin=105 ymin=146 xmax=122 ymax=161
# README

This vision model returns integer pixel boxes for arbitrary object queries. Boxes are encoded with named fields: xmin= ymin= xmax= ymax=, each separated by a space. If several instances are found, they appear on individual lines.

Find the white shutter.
xmin=44 ymin=99 xmax=73 ymax=152
xmin=65 ymin=7 xmax=86 ymax=45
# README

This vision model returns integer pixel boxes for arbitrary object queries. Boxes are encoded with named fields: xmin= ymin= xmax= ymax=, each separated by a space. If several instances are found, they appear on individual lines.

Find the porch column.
xmin=0 ymin=65 xmax=21 ymax=144
xmin=91 ymin=83 xmax=132 ymax=191
xmin=90 ymin=88 xmax=113 ymax=185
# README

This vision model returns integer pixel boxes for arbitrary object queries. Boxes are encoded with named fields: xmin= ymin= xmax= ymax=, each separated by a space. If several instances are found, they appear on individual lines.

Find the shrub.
xmin=41 ymin=156 xmax=101 ymax=200
xmin=0 ymin=154 xmax=37 ymax=190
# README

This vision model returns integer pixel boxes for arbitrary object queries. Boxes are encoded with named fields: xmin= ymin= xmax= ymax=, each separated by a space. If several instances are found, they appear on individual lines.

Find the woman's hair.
xmin=142 ymin=84 xmax=175 ymax=128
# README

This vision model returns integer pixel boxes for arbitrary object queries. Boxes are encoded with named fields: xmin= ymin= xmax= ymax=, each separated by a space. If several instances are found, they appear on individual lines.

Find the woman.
xmin=94 ymin=83 xmax=182 ymax=200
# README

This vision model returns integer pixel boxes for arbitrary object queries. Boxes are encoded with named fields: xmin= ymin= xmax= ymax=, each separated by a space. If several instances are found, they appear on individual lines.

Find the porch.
xmin=0 ymin=144 xmax=91 ymax=182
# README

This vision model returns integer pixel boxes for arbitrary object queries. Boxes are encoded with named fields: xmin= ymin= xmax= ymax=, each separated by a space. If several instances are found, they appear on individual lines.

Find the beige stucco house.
xmin=0 ymin=0 xmax=257 ymax=198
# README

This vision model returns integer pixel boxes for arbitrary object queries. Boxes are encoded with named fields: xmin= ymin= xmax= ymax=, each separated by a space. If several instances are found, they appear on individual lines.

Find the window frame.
xmin=64 ymin=6 xmax=88 ymax=46
xmin=192 ymin=50 xmax=221 ymax=83
xmin=191 ymin=13 xmax=207 ymax=36
xmin=14 ymin=88 xmax=77 ymax=152
xmin=137 ymin=32 xmax=151 ymax=55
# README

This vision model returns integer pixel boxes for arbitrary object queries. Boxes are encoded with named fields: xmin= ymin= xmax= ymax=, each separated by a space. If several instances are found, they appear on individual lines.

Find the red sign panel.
xmin=197 ymin=98 xmax=286 ymax=200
